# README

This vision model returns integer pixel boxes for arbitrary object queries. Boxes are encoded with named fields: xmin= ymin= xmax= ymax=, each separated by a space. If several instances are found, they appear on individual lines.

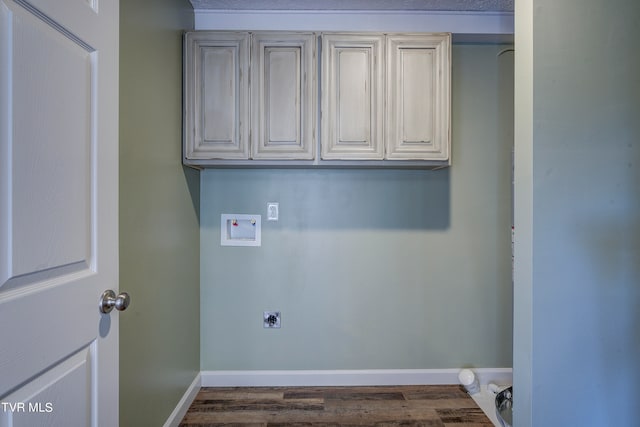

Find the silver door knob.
xmin=99 ymin=290 xmax=131 ymax=314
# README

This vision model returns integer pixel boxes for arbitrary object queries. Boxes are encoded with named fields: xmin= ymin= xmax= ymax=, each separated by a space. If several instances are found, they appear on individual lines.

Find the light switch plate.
xmin=267 ymin=202 xmax=279 ymax=221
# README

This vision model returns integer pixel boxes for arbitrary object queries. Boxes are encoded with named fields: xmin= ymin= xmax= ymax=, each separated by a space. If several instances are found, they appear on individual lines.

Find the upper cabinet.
xmin=385 ymin=34 xmax=450 ymax=161
xmin=183 ymin=31 xmax=451 ymax=168
xmin=184 ymin=31 xmax=316 ymax=164
xmin=321 ymin=33 xmax=385 ymax=160
xmin=251 ymin=32 xmax=316 ymax=160
xmin=184 ymin=32 xmax=250 ymax=160
xmin=322 ymin=32 xmax=450 ymax=162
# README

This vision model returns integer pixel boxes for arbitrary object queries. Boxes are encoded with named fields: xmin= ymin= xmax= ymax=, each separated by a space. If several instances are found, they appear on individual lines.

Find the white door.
xmin=0 ymin=0 xmax=119 ymax=426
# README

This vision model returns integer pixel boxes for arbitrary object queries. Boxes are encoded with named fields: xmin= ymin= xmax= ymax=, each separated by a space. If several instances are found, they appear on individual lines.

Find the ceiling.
xmin=188 ymin=0 xmax=514 ymax=12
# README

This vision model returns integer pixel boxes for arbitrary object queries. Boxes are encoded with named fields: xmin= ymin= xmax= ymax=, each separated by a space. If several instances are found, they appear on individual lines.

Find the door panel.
xmin=0 ymin=0 xmax=118 ymax=426
xmin=2 ymin=346 xmax=94 ymax=427
xmin=5 ymin=1 xmax=92 ymax=283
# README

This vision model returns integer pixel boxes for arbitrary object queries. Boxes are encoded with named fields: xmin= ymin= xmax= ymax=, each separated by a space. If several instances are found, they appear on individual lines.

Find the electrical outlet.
xmin=263 ymin=311 xmax=281 ymax=328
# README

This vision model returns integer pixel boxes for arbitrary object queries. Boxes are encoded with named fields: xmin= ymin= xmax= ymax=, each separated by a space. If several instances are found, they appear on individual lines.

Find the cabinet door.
xmin=386 ymin=34 xmax=450 ymax=161
xmin=321 ymin=34 xmax=384 ymax=159
xmin=251 ymin=33 xmax=316 ymax=159
xmin=184 ymin=32 xmax=250 ymax=160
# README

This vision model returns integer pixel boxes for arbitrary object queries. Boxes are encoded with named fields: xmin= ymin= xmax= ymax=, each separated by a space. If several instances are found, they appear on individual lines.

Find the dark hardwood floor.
xmin=179 ymin=385 xmax=494 ymax=426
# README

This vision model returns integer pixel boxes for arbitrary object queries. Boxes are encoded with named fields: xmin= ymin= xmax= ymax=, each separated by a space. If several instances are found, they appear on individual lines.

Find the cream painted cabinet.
xmin=321 ymin=33 xmax=384 ymax=160
xmin=321 ymin=33 xmax=451 ymax=162
xmin=184 ymin=31 xmax=316 ymax=163
xmin=184 ymin=31 xmax=450 ymax=167
xmin=386 ymin=34 xmax=450 ymax=161
xmin=251 ymin=32 xmax=316 ymax=159
xmin=184 ymin=32 xmax=250 ymax=160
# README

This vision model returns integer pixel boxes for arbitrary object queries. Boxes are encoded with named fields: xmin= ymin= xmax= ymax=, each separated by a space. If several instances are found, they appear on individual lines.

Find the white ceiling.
xmin=189 ymin=0 xmax=514 ymax=12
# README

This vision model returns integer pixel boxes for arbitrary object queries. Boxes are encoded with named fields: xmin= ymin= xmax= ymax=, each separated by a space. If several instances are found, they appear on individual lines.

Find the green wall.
xmin=119 ymin=0 xmax=199 ymax=425
xmin=514 ymin=0 xmax=640 ymax=425
xmin=200 ymin=44 xmax=514 ymax=370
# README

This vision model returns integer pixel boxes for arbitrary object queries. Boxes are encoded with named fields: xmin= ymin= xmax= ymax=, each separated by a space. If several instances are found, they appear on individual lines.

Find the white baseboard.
xmin=200 ymin=368 xmax=512 ymax=388
xmin=163 ymin=373 xmax=202 ymax=427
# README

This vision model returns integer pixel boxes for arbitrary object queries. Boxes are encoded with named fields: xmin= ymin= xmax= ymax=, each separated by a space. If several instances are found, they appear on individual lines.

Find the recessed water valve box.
xmin=221 ymin=214 xmax=261 ymax=246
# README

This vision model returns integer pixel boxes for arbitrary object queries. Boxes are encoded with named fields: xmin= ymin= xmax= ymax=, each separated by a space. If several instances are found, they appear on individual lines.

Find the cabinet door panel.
xmin=252 ymin=33 xmax=315 ymax=159
xmin=184 ymin=32 xmax=250 ymax=160
xmin=322 ymin=34 xmax=384 ymax=159
xmin=401 ymin=50 xmax=433 ymax=143
xmin=337 ymin=50 xmax=370 ymax=142
xmin=203 ymin=47 xmax=236 ymax=143
xmin=267 ymin=49 xmax=298 ymax=142
xmin=386 ymin=34 xmax=450 ymax=161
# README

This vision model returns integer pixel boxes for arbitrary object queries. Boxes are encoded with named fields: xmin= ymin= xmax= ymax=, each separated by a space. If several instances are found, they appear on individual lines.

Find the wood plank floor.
xmin=179 ymin=385 xmax=494 ymax=426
